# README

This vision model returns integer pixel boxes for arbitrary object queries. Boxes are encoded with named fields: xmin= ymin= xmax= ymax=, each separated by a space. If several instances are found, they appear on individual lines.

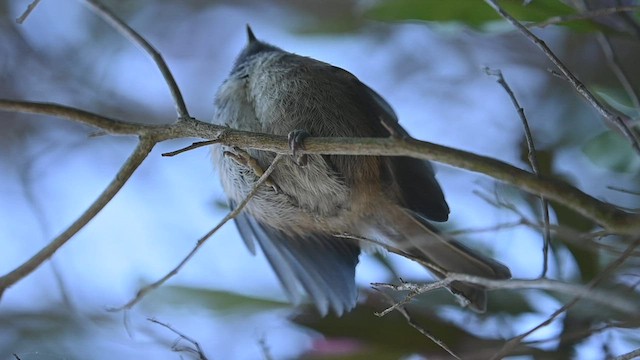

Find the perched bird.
xmin=212 ymin=26 xmax=510 ymax=316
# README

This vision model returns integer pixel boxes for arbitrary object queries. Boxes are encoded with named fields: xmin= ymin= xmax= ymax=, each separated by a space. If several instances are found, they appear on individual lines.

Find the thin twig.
xmin=162 ymin=140 xmax=220 ymax=157
xmin=15 ymin=0 xmax=41 ymax=24
xmin=0 ymin=137 xmax=155 ymax=298
xmin=258 ymin=337 xmax=273 ymax=360
xmin=484 ymin=67 xmax=552 ymax=277
xmin=2 ymin=99 xmax=639 ymax=234
xmin=490 ymin=237 xmax=640 ymax=359
xmin=83 ymin=0 xmax=190 ymax=119
xmin=483 ymin=0 xmax=640 ymax=155
xmin=613 ymin=347 xmax=640 ymax=360
xmin=111 ymin=154 xmax=284 ymax=311
xmin=596 ymin=33 xmax=640 ymax=109
xmin=374 ymin=272 xmax=638 ymax=315
xmin=531 ymin=5 xmax=639 ymax=28
xmin=348 ymin=231 xmax=638 ymax=315
xmin=148 ymin=318 xmax=209 ymax=360
xmin=607 ymin=185 xmax=640 ymax=196
xmin=571 ymin=0 xmax=640 ymax=39
xmin=474 ymin=189 xmax=640 ymax=255
xmin=17 ymin=159 xmax=73 ymax=309
xmin=377 ymin=291 xmax=461 ymax=360
xmin=444 ymin=219 xmax=527 ymax=235
xmin=373 ymin=279 xmax=449 ymax=317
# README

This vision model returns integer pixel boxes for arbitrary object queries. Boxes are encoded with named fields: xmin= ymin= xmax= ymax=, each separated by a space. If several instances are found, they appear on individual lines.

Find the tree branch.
xmin=531 ymin=5 xmax=640 ymax=29
xmin=110 ymin=154 xmax=284 ymax=311
xmin=15 ymin=0 xmax=41 ymax=24
xmin=485 ymin=67 xmax=553 ymax=277
xmin=613 ymin=347 xmax=640 ymax=360
xmin=83 ymin=0 xmax=190 ymax=119
xmin=0 ymin=136 xmax=155 ymax=299
xmin=148 ymin=317 xmax=209 ymax=360
xmin=375 ymin=272 xmax=638 ymax=315
xmin=377 ymin=290 xmax=462 ymax=360
xmin=483 ymin=0 xmax=640 ymax=155
xmin=491 ymin=237 xmax=640 ymax=359
xmin=2 ymin=99 xmax=639 ymax=234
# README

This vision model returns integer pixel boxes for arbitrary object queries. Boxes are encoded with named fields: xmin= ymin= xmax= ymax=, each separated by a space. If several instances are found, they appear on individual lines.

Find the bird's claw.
xmin=288 ymin=129 xmax=310 ymax=166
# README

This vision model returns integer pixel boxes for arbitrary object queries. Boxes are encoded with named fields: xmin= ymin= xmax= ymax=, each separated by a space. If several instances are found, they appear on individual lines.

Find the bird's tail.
xmin=382 ymin=208 xmax=511 ymax=312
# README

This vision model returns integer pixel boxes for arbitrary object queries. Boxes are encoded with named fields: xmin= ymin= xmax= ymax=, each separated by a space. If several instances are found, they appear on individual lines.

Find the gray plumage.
xmin=212 ymin=26 xmax=510 ymax=316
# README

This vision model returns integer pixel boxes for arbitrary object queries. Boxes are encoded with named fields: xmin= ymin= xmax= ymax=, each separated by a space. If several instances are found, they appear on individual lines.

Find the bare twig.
xmin=608 ymin=185 xmax=640 ymax=196
xmin=613 ymin=347 xmax=640 ymax=360
xmin=373 ymin=279 xmax=449 ymax=317
xmin=374 ymin=272 xmax=638 ymax=315
xmin=15 ymin=0 xmax=41 ymax=24
xmin=162 ymin=139 xmax=219 ymax=157
xmin=475 ymin=189 xmax=640 ymax=255
xmin=350 ymin=230 xmax=638 ymax=316
xmin=17 ymin=159 xmax=73 ymax=308
xmin=571 ymin=0 xmax=640 ymax=108
xmin=111 ymin=154 xmax=284 ymax=310
xmin=444 ymin=219 xmax=527 ymax=235
xmin=570 ymin=0 xmax=640 ymax=38
xmin=596 ymin=33 xmax=640 ymax=109
xmin=2 ymin=100 xmax=639 ymax=235
xmin=83 ymin=0 xmax=190 ymax=119
xmin=491 ymin=237 xmax=640 ymax=359
xmin=148 ymin=318 xmax=209 ymax=360
xmin=484 ymin=67 xmax=552 ymax=277
xmin=0 ymin=137 xmax=155 ymax=299
xmin=531 ymin=5 xmax=640 ymax=28
xmin=377 ymin=290 xmax=461 ymax=360
xmin=258 ymin=337 xmax=273 ymax=360
xmin=483 ymin=0 xmax=640 ymax=155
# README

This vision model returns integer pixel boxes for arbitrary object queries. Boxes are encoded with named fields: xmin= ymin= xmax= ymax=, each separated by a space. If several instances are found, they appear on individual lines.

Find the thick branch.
xmin=2 ymin=99 xmax=639 ymax=234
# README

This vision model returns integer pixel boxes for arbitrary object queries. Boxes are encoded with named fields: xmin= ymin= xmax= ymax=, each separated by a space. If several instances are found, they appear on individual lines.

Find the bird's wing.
xmin=231 ymin=200 xmax=360 ymax=316
xmin=332 ymin=66 xmax=450 ymax=222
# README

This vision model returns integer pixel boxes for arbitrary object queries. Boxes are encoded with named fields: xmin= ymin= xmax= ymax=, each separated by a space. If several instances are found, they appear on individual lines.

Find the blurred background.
xmin=1 ymin=0 xmax=639 ymax=359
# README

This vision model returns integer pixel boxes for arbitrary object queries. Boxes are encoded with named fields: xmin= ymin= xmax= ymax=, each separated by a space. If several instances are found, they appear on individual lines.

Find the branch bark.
xmin=2 ymin=99 xmax=639 ymax=235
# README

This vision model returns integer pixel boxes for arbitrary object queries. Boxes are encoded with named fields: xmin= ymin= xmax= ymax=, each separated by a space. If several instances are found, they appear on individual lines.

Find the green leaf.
xmin=142 ymin=285 xmax=289 ymax=313
xmin=365 ymin=0 xmax=576 ymax=29
xmin=582 ymin=131 xmax=640 ymax=173
xmin=593 ymin=87 xmax=640 ymax=118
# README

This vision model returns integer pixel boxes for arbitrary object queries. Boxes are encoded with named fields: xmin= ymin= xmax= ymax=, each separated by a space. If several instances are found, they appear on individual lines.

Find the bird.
xmin=211 ymin=26 xmax=511 ymax=316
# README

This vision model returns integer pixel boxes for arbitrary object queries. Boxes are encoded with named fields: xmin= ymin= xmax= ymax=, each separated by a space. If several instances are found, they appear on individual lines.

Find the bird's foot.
xmin=287 ymin=129 xmax=310 ymax=167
